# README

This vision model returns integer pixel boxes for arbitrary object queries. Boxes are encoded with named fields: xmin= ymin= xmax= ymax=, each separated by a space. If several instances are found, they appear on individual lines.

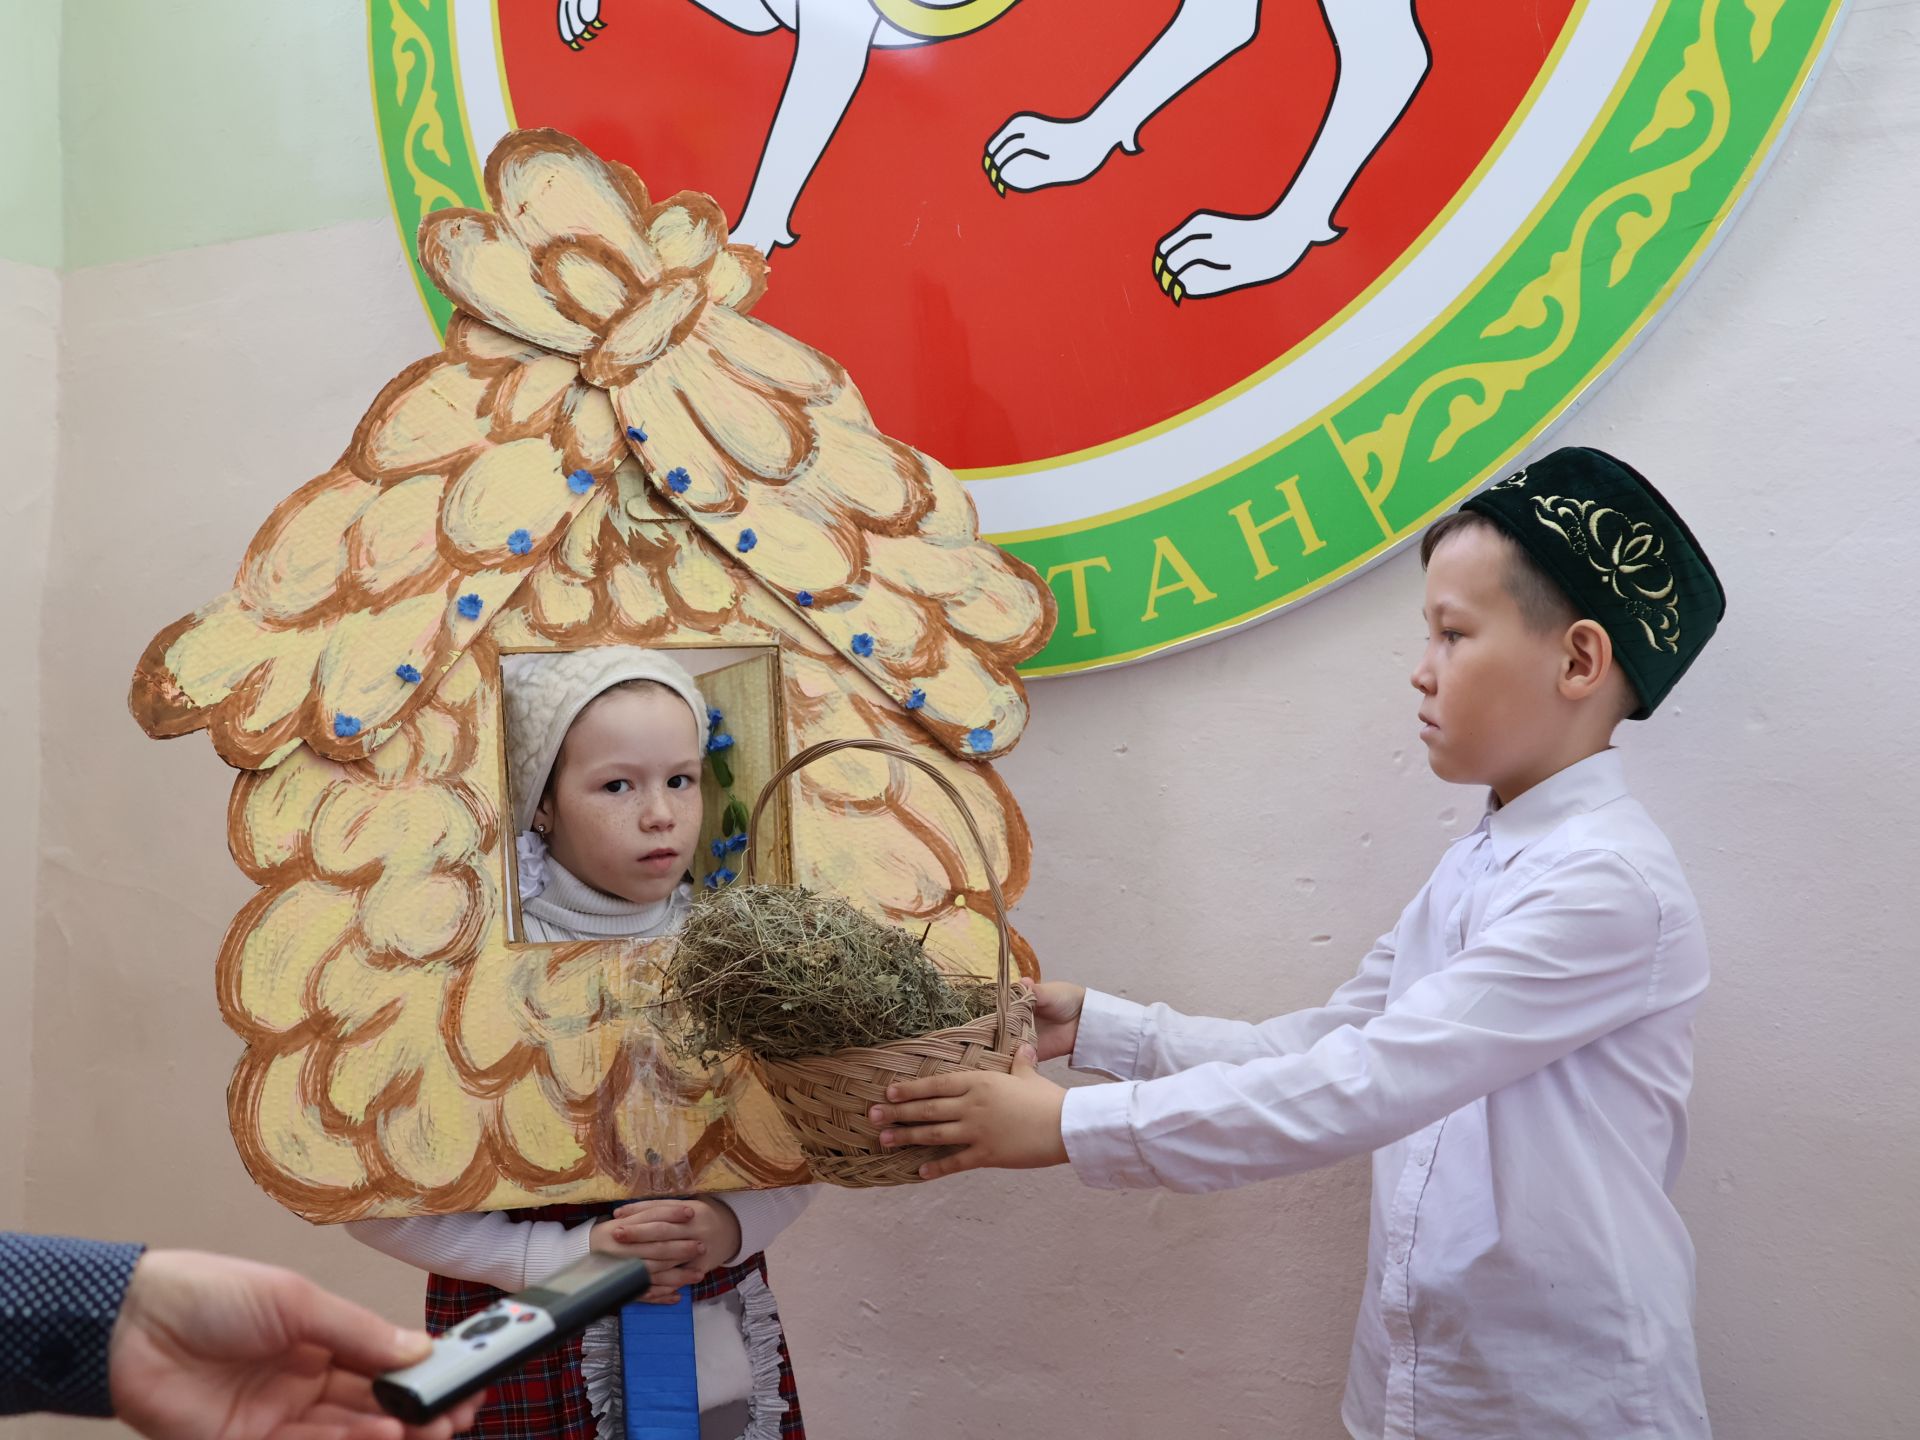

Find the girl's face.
xmin=534 ymin=685 xmax=705 ymax=906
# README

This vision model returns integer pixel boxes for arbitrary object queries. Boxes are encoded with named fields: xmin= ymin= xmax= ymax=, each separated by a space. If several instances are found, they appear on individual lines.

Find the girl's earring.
xmin=533 ymin=822 xmax=549 ymax=836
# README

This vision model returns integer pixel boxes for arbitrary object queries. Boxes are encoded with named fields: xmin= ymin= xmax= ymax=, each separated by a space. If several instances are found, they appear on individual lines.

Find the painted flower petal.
xmin=491 ymin=131 xmax=661 ymax=280
xmin=418 ymin=210 xmax=595 ymax=355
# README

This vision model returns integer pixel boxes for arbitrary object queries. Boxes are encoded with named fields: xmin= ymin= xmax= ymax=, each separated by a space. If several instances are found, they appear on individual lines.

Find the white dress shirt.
xmin=1062 ymin=751 xmax=1711 ymax=1438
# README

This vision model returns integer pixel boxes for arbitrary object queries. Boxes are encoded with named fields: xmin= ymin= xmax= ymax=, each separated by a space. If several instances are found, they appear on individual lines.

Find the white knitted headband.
xmin=501 ymin=647 xmax=711 ymax=834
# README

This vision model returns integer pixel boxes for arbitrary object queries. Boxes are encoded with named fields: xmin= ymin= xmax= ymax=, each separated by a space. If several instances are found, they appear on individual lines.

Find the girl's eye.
xmin=667 ymin=774 xmax=695 ymax=790
xmin=1441 ymin=629 xmax=1464 ymax=643
xmin=603 ymin=779 xmax=633 ymax=794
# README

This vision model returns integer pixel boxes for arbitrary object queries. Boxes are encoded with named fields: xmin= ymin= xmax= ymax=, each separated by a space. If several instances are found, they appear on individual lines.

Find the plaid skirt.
xmin=423 ymin=1203 xmax=804 ymax=1440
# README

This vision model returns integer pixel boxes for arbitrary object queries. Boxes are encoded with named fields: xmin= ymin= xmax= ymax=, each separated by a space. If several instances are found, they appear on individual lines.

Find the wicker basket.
xmin=740 ymin=737 xmax=1035 ymax=1188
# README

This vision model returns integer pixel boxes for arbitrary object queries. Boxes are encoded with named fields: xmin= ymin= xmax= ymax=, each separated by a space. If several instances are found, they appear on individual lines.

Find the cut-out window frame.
xmin=497 ymin=640 xmax=797 ymax=948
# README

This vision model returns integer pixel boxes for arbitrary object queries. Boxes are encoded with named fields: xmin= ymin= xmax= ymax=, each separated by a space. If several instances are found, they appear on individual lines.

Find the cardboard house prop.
xmin=128 ymin=130 xmax=1057 ymax=1223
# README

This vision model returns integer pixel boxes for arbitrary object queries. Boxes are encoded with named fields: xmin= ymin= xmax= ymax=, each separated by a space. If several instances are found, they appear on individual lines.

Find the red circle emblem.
xmin=497 ymin=0 xmax=1576 ymax=471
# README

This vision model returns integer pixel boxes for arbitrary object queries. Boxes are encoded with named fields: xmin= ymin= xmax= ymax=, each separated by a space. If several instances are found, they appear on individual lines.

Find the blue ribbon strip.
xmin=619 ymin=1289 xmax=700 ymax=1440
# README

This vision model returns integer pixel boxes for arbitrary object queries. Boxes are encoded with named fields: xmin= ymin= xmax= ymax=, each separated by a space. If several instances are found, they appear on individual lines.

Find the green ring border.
xmin=368 ymin=0 xmax=1848 ymax=676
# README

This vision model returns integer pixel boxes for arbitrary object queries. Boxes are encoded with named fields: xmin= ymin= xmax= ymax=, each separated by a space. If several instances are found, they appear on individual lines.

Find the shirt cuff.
xmin=1070 ymin=989 xmax=1150 ymax=1081
xmin=0 ymin=1233 xmax=145 ymax=1419
xmin=1060 ymin=1082 xmax=1158 ymax=1190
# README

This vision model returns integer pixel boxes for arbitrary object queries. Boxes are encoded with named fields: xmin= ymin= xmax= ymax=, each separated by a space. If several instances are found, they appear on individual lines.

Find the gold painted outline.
xmin=869 ymin=0 xmax=1020 ymax=41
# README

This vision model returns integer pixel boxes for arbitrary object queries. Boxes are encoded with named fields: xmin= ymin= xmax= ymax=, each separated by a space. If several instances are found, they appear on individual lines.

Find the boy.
xmin=871 ymin=447 xmax=1727 ymax=1437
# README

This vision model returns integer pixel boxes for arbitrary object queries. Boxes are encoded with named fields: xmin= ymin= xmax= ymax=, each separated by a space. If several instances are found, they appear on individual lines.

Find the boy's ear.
xmin=1560 ymin=618 xmax=1617 ymax=704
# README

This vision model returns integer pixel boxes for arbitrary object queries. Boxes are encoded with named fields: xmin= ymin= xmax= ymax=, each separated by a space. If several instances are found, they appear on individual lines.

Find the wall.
xmin=0 ymin=0 xmax=62 ymax=1233
xmin=9 ymin=3 xmax=1919 ymax=1437
xmin=58 ymin=1 xmax=389 ymax=270
xmin=0 ymin=0 xmax=62 ymax=272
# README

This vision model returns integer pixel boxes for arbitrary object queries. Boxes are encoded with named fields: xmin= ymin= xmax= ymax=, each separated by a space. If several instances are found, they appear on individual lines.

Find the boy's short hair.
xmin=1419 ymin=510 xmax=1580 ymax=635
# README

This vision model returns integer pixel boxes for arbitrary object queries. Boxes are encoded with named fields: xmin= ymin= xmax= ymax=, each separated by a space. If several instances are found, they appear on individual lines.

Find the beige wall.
xmin=23 ymin=222 xmax=443 ymax=1426
xmin=8 ymin=4 xmax=1919 ymax=1437
xmin=0 ymin=256 xmax=57 ymax=1232
xmin=0 ymin=0 xmax=61 ymax=1242
xmin=0 ymin=0 xmax=62 ymax=271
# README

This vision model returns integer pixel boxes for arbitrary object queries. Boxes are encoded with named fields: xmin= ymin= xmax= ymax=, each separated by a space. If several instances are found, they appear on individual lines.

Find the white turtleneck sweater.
xmin=348 ymin=853 xmax=815 ymax=1430
xmin=519 ymin=854 xmax=695 ymax=942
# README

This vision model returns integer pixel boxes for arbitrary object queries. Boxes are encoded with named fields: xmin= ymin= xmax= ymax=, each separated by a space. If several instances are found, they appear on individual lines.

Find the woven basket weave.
xmin=741 ymin=738 xmax=1035 ymax=1188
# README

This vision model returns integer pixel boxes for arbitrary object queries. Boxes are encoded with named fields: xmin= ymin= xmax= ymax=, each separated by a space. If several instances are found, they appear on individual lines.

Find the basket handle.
xmin=742 ymin=737 xmax=1014 ymax=1053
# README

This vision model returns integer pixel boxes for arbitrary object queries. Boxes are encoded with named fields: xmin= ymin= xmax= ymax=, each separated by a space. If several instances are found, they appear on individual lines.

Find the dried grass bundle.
xmin=662 ymin=883 xmax=997 ymax=1062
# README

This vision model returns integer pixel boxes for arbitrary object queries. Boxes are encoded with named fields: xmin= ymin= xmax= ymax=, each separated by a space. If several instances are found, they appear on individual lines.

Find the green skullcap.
xmin=1460 ymin=447 xmax=1725 ymax=719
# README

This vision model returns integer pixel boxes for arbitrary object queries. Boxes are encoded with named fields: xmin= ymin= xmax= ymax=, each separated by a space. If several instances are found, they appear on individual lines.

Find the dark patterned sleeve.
xmin=0 ymin=1232 xmax=147 ymax=1417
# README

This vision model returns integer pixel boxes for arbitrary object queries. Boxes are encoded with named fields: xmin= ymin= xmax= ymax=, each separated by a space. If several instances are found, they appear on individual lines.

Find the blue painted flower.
xmin=507 ymin=528 xmax=533 ymax=555
xmin=905 ymin=689 xmax=926 ymax=711
xmin=567 ymin=469 xmax=595 ymax=494
xmin=711 ymin=838 xmax=729 ymax=859
xmin=457 ymin=593 xmax=484 ymax=620
xmin=851 ymin=633 xmax=875 ymax=657
xmin=736 ymin=529 xmax=758 ymax=553
xmin=333 ymin=713 xmax=363 ymax=739
xmin=667 ymin=467 xmax=691 ymax=494
xmin=704 ymin=871 xmax=722 ymax=890
xmin=967 ymin=728 xmax=994 ymax=754
xmin=795 ymin=590 xmax=814 ymax=608
xmin=626 ymin=425 xmax=648 ymax=443
xmin=708 ymin=707 xmax=724 ymax=728
xmin=395 ymin=664 xmax=422 ymax=684
xmin=726 ymin=832 xmax=749 ymax=853
xmin=714 ymin=867 xmax=736 ymax=886
xmin=707 ymin=733 xmax=735 ymax=753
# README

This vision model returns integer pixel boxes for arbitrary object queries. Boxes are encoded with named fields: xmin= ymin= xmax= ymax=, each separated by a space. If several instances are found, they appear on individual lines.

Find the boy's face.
xmin=1413 ymin=526 xmax=1589 ymax=802
xmin=536 ymin=685 xmax=707 ymax=906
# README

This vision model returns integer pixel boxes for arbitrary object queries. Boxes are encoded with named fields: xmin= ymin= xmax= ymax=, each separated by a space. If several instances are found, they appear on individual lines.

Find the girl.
xmin=350 ymin=646 xmax=814 ymax=1440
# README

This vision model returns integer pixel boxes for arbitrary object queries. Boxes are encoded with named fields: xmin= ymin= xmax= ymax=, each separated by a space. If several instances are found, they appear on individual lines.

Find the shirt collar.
xmin=1485 ymin=749 xmax=1628 ymax=866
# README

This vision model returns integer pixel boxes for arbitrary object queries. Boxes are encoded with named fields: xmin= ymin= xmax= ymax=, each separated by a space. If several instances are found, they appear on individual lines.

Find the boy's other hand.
xmin=593 ymin=1197 xmax=741 ymax=1301
xmin=868 ymin=1046 xmax=1068 ymax=1180
xmin=1022 ymin=978 xmax=1086 ymax=1061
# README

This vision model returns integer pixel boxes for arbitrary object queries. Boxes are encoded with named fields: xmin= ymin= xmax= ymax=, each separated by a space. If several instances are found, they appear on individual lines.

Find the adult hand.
xmin=869 ymin=1046 xmax=1069 ymax=1180
xmin=107 ymin=1249 xmax=485 ymax=1440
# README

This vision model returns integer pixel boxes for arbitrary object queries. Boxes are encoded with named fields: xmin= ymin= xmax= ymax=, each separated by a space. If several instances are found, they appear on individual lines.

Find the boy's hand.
xmin=1022 ymin=978 xmax=1087 ymax=1061
xmin=868 ymin=1046 xmax=1069 ymax=1180
xmin=592 ymin=1198 xmax=741 ymax=1303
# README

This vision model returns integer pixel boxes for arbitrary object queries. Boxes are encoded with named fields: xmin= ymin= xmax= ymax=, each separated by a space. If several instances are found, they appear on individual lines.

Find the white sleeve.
xmin=345 ymin=1211 xmax=596 ymax=1292
xmin=1070 ymin=905 xmax=1410 ymax=1083
xmin=1062 ymin=850 xmax=1687 ymax=1192
xmin=710 ymin=1185 xmax=818 ymax=1265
